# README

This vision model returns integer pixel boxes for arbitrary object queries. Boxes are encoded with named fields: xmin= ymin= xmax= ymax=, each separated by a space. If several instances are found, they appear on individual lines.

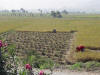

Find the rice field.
xmin=0 ymin=15 xmax=100 ymax=47
xmin=0 ymin=15 xmax=100 ymax=62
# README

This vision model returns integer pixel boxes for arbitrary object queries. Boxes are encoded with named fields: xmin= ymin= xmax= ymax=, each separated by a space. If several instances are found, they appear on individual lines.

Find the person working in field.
xmin=76 ymin=45 xmax=85 ymax=52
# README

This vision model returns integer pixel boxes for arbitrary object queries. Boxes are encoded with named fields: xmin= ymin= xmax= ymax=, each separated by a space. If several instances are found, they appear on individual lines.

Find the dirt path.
xmin=43 ymin=69 xmax=100 ymax=75
xmin=52 ymin=70 xmax=100 ymax=75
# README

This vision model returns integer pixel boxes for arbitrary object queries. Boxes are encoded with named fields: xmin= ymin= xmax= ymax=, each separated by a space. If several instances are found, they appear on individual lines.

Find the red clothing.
xmin=76 ymin=45 xmax=85 ymax=52
xmin=79 ymin=45 xmax=85 ymax=49
xmin=76 ymin=46 xmax=81 ymax=52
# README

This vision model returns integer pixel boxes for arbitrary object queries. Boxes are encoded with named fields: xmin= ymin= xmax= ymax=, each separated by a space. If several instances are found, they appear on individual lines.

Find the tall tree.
xmin=38 ymin=9 xmax=43 ymax=16
xmin=20 ymin=8 xmax=26 ymax=13
xmin=56 ymin=11 xmax=62 ymax=18
xmin=51 ymin=11 xmax=62 ymax=18
xmin=62 ymin=10 xmax=68 ymax=14
xmin=51 ymin=11 xmax=56 ymax=18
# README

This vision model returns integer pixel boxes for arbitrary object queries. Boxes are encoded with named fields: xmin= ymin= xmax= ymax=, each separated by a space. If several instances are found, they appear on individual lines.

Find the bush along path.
xmin=0 ymin=40 xmax=7 ymax=74
xmin=0 ymin=40 xmax=18 ymax=74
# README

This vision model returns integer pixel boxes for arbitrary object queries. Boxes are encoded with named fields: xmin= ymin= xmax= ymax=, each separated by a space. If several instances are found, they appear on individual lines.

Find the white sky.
xmin=0 ymin=0 xmax=100 ymax=11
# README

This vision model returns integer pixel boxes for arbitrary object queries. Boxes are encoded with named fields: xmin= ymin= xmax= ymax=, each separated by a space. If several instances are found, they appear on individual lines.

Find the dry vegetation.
xmin=0 ymin=31 xmax=73 ymax=63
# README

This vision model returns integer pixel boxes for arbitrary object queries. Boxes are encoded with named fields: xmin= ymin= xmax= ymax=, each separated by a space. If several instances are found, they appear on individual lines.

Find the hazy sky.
xmin=0 ymin=0 xmax=100 ymax=11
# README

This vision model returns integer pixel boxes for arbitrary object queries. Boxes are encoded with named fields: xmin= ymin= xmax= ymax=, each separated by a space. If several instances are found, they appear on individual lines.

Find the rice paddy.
xmin=0 ymin=15 xmax=100 ymax=62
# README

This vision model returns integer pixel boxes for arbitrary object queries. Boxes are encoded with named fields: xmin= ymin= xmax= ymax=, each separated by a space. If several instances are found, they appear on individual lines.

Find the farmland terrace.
xmin=0 ymin=31 xmax=75 ymax=64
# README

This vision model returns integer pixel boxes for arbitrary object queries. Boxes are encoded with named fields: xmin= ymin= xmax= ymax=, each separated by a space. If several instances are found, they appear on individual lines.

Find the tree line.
xmin=0 ymin=8 xmax=68 ymax=18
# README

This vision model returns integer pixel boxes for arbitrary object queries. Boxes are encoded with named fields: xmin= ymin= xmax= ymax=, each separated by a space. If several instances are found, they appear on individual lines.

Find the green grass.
xmin=22 ymin=50 xmax=55 ymax=69
xmin=69 ymin=61 xmax=100 ymax=71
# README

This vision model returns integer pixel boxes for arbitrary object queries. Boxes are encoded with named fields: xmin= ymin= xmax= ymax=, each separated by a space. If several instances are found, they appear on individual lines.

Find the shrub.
xmin=0 ymin=40 xmax=8 ymax=74
xmin=69 ymin=61 xmax=100 ymax=71
xmin=85 ymin=61 xmax=100 ymax=70
xmin=22 ymin=50 xmax=55 ymax=69
xmin=69 ymin=62 xmax=83 ymax=70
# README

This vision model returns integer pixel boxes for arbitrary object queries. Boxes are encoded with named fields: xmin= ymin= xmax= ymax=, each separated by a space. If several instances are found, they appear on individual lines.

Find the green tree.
xmin=62 ymin=10 xmax=68 ymax=14
xmin=51 ymin=11 xmax=62 ymax=18
xmin=56 ymin=11 xmax=62 ymax=18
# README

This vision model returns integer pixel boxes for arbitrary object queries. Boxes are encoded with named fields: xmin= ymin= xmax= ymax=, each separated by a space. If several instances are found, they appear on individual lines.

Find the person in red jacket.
xmin=80 ymin=45 xmax=85 ymax=52
xmin=76 ymin=46 xmax=81 ymax=52
xmin=76 ymin=45 xmax=85 ymax=52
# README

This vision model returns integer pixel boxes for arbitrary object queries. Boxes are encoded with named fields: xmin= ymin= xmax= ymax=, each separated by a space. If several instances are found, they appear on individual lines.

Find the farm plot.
xmin=0 ymin=16 xmax=100 ymax=47
xmin=0 ymin=16 xmax=100 ymax=62
xmin=0 ymin=31 xmax=74 ymax=63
